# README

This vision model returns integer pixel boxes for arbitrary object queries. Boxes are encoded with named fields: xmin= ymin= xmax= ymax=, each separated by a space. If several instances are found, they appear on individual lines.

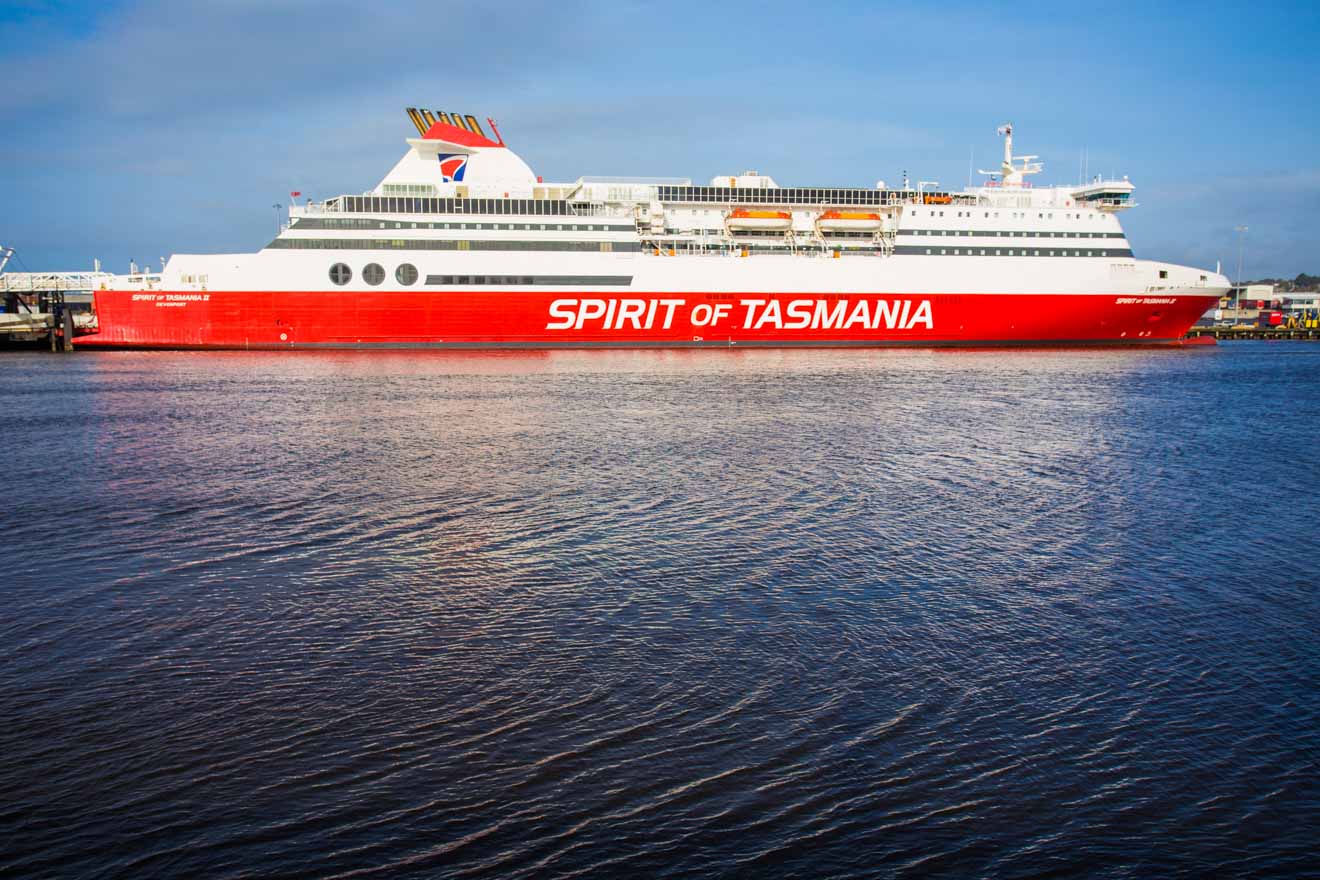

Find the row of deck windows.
xmin=332 ymin=196 xmax=574 ymax=216
xmin=270 ymin=239 xmax=641 ymax=253
xmin=894 ymin=246 xmax=1135 ymax=258
xmin=424 ymin=275 xmax=632 ymax=286
xmin=656 ymin=186 xmax=936 ymax=206
xmin=293 ymin=218 xmax=632 ymax=233
xmin=903 ymin=229 xmax=1126 ymax=239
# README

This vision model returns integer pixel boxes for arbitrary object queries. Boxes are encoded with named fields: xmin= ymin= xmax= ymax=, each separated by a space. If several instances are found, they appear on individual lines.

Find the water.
xmin=2 ymin=344 xmax=1317 ymax=879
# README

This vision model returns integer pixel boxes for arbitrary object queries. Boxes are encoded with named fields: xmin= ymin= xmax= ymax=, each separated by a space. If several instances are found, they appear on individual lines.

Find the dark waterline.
xmin=2 ymin=344 xmax=1317 ymax=878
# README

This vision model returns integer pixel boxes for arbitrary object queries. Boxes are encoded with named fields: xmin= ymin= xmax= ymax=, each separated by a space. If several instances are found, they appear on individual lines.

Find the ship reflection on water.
xmin=2 ymin=345 xmax=1317 ymax=878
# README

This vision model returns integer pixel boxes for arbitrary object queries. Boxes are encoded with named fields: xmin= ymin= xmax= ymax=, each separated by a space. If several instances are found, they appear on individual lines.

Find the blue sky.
xmin=2 ymin=0 xmax=1317 ymax=277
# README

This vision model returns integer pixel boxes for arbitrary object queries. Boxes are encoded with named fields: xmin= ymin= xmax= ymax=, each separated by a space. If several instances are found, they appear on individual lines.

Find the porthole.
xmin=329 ymin=263 xmax=351 ymax=285
xmin=395 ymin=263 xmax=418 ymax=285
xmin=363 ymin=263 xmax=385 ymax=285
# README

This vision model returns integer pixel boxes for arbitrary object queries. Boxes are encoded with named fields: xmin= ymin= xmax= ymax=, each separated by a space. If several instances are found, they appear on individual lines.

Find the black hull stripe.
xmin=80 ymin=338 xmax=1192 ymax=352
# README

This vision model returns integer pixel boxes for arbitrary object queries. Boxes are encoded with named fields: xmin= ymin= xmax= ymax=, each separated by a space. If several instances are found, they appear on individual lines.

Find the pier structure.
xmin=1184 ymin=324 xmax=1320 ymax=341
xmin=0 ymin=258 xmax=108 ymax=350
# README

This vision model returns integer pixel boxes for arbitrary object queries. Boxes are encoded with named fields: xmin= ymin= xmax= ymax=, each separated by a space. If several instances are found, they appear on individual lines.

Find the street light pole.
xmin=1234 ymin=225 xmax=1248 ymax=314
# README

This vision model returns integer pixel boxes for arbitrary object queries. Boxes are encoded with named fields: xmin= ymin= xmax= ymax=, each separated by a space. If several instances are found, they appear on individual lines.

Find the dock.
xmin=0 ymin=270 xmax=106 ymax=351
xmin=1184 ymin=325 xmax=1320 ymax=342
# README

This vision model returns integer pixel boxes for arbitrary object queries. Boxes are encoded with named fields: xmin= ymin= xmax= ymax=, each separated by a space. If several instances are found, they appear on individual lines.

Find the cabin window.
xmin=329 ymin=263 xmax=351 ymax=285
xmin=395 ymin=263 xmax=418 ymax=285
xmin=1159 ymin=270 xmax=1169 ymax=279
xmin=362 ymin=263 xmax=385 ymax=285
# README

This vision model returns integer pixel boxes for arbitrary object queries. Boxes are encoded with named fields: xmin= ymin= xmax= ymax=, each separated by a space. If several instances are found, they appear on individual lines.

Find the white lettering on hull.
xmin=547 ymin=298 xmax=934 ymax=332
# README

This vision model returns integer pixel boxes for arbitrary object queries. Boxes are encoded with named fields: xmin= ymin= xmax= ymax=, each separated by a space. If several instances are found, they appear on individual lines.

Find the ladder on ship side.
xmin=874 ymin=226 xmax=897 ymax=257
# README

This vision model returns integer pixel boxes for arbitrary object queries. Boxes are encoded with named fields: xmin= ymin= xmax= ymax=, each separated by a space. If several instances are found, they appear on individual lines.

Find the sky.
xmin=2 ymin=0 xmax=1317 ymax=277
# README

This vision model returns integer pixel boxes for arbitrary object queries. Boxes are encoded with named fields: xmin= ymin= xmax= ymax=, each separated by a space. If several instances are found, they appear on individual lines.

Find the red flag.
xmin=290 ymin=191 xmax=301 ymax=197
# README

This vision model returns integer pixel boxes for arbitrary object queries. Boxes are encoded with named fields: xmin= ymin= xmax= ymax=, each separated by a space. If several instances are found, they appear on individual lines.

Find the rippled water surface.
xmin=2 ymin=344 xmax=1318 ymax=878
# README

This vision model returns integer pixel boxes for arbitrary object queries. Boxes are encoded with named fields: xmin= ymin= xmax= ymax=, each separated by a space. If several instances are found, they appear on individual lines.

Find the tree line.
xmin=1243 ymin=273 xmax=1319 ymax=292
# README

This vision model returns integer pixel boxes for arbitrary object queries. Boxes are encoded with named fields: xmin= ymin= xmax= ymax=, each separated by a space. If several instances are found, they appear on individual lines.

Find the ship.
xmin=76 ymin=111 xmax=1229 ymax=349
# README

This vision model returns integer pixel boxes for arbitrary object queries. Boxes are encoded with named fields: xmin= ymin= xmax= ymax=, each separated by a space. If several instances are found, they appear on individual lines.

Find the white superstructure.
xmin=131 ymin=116 xmax=1219 ymax=303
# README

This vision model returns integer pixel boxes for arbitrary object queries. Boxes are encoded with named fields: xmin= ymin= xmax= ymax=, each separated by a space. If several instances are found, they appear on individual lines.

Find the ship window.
xmin=363 ymin=263 xmax=385 ymax=285
xmin=329 ymin=263 xmax=351 ymax=285
xmin=1159 ymin=270 xmax=1169 ymax=279
xmin=395 ymin=263 xmax=418 ymax=285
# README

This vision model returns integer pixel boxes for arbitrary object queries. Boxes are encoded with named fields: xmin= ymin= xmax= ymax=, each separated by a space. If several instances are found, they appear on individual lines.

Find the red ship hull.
xmin=76 ymin=289 xmax=1219 ymax=348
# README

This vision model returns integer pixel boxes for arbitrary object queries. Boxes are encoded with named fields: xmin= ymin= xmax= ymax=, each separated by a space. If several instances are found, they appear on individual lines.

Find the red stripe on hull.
xmin=77 ymin=289 xmax=1219 ymax=349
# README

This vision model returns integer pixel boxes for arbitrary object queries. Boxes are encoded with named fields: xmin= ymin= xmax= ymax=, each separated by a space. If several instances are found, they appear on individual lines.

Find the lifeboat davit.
xmin=816 ymin=210 xmax=883 ymax=232
xmin=726 ymin=209 xmax=792 ymax=231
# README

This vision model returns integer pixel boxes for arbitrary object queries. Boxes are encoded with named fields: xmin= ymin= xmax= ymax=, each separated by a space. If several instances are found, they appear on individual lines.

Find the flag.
xmin=290 ymin=191 xmax=301 ymax=198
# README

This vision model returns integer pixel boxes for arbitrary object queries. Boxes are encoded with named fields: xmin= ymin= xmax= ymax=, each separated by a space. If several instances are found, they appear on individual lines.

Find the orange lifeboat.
xmin=726 ymin=209 xmax=792 ymax=231
xmin=922 ymin=194 xmax=953 ymax=205
xmin=816 ymin=210 xmax=883 ymax=232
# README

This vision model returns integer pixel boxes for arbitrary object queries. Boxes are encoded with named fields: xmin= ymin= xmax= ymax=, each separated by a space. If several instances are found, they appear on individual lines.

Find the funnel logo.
xmin=438 ymin=154 xmax=469 ymax=182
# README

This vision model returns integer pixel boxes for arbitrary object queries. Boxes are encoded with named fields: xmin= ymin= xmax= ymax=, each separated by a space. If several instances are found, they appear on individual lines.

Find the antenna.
xmin=979 ymin=122 xmax=1043 ymax=186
